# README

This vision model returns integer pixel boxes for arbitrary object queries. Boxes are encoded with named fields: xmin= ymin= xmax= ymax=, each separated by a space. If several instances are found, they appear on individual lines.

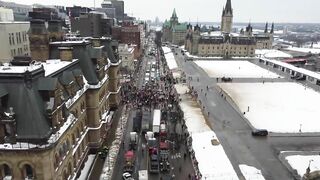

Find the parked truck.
xmin=133 ymin=116 xmax=142 ymax=133
xmin=149 ymin=152 xmax=160 ymax=173
xmin=129 ymin=132 xmax=138 ymax=150
xmin=142 ymin=111 xmax=151 ymax=133
xmin=159 ymin=142 xmax=170 ymax=172
xmin=152 ymin=109 xmax=161 ymax=135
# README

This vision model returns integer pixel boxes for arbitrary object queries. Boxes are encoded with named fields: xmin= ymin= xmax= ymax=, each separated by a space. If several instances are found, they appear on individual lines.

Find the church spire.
xmin=270 ymin=22 xmax=274 ymax=34
xmin=225 ymin=0 xmax=233 ymax=15
xmin=171 ymin=8 xmax=177 ymax=19
xmin=264 ymin=22 xmax=268 ymax=33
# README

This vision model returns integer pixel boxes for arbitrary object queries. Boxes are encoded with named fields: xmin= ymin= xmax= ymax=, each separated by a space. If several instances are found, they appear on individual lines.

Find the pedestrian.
xmin=205 ymin=93 xmax=207 ymax=97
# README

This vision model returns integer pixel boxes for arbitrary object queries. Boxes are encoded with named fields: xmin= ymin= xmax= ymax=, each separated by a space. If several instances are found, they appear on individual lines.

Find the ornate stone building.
xmin=162 ymin=9 xmax=187 ymax=45
xmin=0 ymin=20 xmax=121 ymax=180
xmin=185 ymin=0 xmax=274 ymax=58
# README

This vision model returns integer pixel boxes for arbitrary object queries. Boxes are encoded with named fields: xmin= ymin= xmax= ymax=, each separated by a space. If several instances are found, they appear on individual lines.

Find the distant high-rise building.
xmin=109 ymin=0 xmax=124 ymax=22
xmin=155 ymin=16 xmax=160 ymax=25
xmin=66 ymin=6 xmax=92 ymax=18
xmin=0 ymin=7 xmax=14 ymax=21
xmin=28 ymin=7 xmax=59 ymax=21
xmin=70 ymin=11 xmax=114 ymax=37
xmin=0 ymin=21 xmax=30 ymax=62
xmin=0 ymin=1 xmax=32 ymax=21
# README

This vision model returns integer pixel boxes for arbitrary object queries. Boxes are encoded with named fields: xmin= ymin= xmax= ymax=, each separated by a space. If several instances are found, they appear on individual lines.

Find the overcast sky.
xmin=4 ymin=0 xmax=320 ymax=23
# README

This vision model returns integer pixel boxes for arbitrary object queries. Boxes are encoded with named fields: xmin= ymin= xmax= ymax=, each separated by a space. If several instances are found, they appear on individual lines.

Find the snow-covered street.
xmin=218 ymin=82 xmax=320 ymax=133
xmin=175 ymin=84 xmax=239 ymax=180
xmin=195 ymin=60 xmax=280 ymax=78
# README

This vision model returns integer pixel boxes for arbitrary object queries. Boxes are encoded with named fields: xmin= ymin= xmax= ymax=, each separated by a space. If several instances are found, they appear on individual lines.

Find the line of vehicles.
xmin=123 ymin=108 xmax=171 ymax=179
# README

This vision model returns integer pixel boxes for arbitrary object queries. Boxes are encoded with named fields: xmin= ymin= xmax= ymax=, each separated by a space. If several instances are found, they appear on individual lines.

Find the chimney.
xmin=28 ymin=19 xmax=49 ymax=61
xmin=48 ymin=20 xmax=63 ymax=42
xmin=58 ymin=47 xmax=73 ymax=61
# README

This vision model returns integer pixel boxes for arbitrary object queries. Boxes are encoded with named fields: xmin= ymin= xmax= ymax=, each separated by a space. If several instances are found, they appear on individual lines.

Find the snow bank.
xmin=255 ymin=49 xmax=292 ymax=59
xmin=239 ymin=164 xmax=265 ymax=180
xmin=162 ymin=47 xmax=178 ymax=70
xmin=175 ymin=84 xmax=238 ymax=180
xmin=78 ymin=154 xmax=96 ymax=180
xmin=285 ymin=155 xmax=320 ymax=177
xmin=219 ymin=82 xmax=320 ymax=133
xmin=195 ymin=60 xmax=280 ymax=78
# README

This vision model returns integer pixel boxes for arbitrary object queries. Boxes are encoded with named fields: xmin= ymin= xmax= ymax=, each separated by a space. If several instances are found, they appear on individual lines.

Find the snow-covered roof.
xmin=261 ymin=58 xmax=320 ymax=80
xmin=286 ymin=46 xmax=320 ymax=54
xmin=162 ymin=47 xmax=178 ymax=70
xmin=42 ymin=59 xmax=78 ymax=76
xmin=0 ymin=63 xmax=42 ymax=73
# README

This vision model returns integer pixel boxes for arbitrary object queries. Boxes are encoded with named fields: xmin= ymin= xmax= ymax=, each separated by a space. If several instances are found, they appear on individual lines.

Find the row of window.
xmin=8 ymin=31 xmax=28 ymax=46
xmin=10 ymin=47 xmax=29 ymax=57
xmin=0 ymin=163 xmax=34 ymax=179
xmin=200 ymin=46 xmax=254 ymax=51
xmin=200 ymin=51 xmax=254 ymax=55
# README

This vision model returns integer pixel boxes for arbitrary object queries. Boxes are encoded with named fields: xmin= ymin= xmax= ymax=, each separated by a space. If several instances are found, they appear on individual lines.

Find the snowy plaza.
xmin=218 ymin=82 xmax=320 ymax=133
xmin=195 ymin=60 xmax=280 ymax=78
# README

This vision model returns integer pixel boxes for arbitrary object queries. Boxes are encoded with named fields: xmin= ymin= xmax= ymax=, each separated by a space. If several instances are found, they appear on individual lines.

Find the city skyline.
xmin=2 ymin=0 xmax=320 ymax=23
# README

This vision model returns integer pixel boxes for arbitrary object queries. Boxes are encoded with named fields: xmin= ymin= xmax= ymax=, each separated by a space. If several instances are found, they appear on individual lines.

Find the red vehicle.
xmin=124 ymin=151 xmax=135 ymax=173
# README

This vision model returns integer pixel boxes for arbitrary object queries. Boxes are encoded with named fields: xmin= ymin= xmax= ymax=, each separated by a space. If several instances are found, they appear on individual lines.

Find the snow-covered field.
xmin=255 ymin=49 xmax=292 ymax=59
xmin=162 ymin=46 xmax=178 ymax=70
xmin=219 ymin=82 xmax=320 ymax=133
xmin=175 ymin=84 xmax=238 ymax=180
xmin=195 ymin=60 xmax=280 ymax=78
xmin=285 ymin=154 xmax=320 ymax=177
xmin=239 ymin=164 xmax=265 ymax=180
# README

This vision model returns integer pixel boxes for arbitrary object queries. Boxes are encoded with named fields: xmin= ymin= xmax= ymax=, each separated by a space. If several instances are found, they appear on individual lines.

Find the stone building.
xmin=0 ymin=19 xmax=121 ymax=180
xmin=162 ymin=9 xmax=187 ymax=45
xmin=0 ymin=21 xmax=30 ymax=63
xmin=185 ymin=0 xmax=274 ymax=58
xmin=70 ymin=11 xmax=114 ymax=38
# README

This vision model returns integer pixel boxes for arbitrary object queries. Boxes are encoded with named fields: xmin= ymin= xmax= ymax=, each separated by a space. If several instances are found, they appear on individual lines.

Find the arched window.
xmin=54 ymin=153 xmax=60 ymax=168
xmin=1 ymin=164 xmax=12 ymax=179
xmin=72 ymin=134 xmax=76 ymax=146
xmin=68 ymin=163 xmax=72 ymax=177
xmin=23 ymin=164 xmax=33 ymax=179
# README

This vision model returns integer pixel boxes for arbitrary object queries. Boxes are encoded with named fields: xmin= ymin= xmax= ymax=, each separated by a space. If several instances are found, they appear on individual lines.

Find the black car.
xmin=251 ymin=129 xmax=268 ymax=136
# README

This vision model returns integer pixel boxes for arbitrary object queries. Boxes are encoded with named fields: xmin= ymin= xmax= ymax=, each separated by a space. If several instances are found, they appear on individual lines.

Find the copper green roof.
xmin=173 ymin=23 xmax=187 ymax=32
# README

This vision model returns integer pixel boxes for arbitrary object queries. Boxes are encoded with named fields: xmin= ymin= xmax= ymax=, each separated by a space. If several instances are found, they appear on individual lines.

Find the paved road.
xmin=173 ymin=48 xmax=307 ymax=180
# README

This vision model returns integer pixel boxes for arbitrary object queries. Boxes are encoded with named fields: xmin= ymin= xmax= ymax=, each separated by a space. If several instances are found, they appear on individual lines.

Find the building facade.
xmin=0 ymin=7 xmax=14 ymax=21
xmin=70 ymin=12 xmax=114 ymax=37
xmin=118 ymin=43 xmax=137 ymax=72
xmin=185 ymin=0 xmax=274 ymax=58
xmin=0 ymin=21 xmax=30 ymax=63
xmin=162 ymin=9 xmax=187 ymax=45
xmin=0 ymin=20 xmax=121 ymax=180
